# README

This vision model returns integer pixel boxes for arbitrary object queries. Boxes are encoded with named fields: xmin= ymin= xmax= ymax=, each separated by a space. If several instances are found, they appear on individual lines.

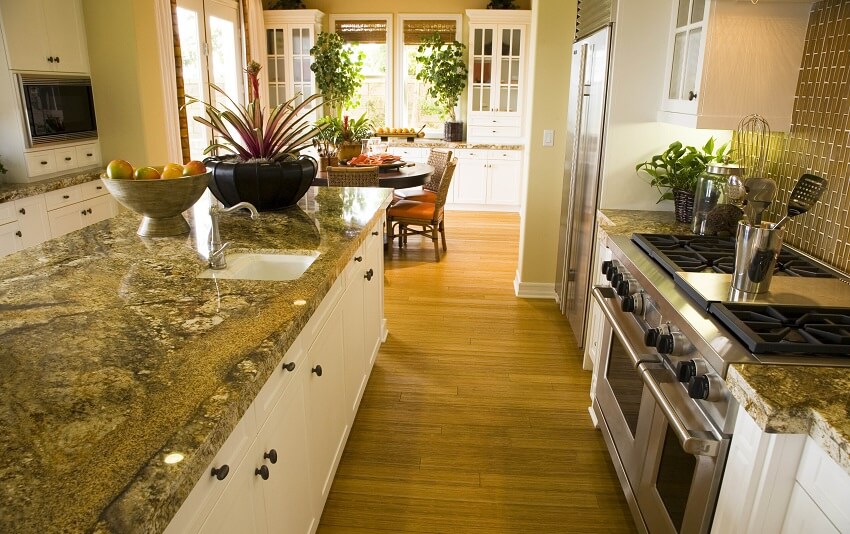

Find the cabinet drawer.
xmin=55 ymin=147 xmax=78 ymax=171
xmin=487 ymin=149 xmax=522 ymax=161
xmin=453 ymin=149 xmax=487 ymax=160
xmin=25 ymin=150 xmax=57 ymax=177
xmin=0 ymin=202 xmax=16 ymax=226
xmin=468 ymin=115 xmax=521 ymax=128
xmin=468 ymin=125 xmax=521 ymax=139
xmin=76 ymin=143 xmax=101 ymax=167
xmin=80 ymin=179 xmax=108 ymax=200
xmin=254 ymin=337 xmax=305 ymax=427
xmin=45 ymin=185 xmax=83 ymax=211
xmin=389 ymin=147 xmax=427 ymax=162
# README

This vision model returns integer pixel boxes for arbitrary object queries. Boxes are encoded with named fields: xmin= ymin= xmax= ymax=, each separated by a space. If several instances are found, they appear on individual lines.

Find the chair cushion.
xmin=388 ymin=199 xmax=437 ymax=220
xmin=393 ymin=186 xmax=437 ymax=203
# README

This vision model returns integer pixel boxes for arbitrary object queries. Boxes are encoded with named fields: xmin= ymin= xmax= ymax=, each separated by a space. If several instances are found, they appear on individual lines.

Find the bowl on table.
xmin=100 ymin=172 xmax=210 ymax=237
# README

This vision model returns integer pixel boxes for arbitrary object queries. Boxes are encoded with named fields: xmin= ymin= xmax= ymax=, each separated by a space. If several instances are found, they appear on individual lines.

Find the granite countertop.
xmin=597 ymin=208 xmax=691 ymax=237
xmin=0 ymin=186 xmax=393 ymax=533
xmin=598 ymin=209 xmax=850 ymax=474
xmin=386 ymin=139 xmax=524 ymax=150
xmin=0 ymin=168 xmax=104 ymax=203
xmin=727 ymin=365 xmax=850 ymax=474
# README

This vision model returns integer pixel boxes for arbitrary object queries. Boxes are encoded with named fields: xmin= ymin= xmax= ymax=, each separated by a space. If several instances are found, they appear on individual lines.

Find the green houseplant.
xmin=413 ymin=33 xmax=468 ymax=141
xmin=188 ymin=61 xmax=325 ymax=210
xmin=310 ymin=32 xmax=364 ymax=118
xmin=0 ymin=156 xmax=7 ymax=176
xmin=635 ymin=138 xmax=729 ymax=222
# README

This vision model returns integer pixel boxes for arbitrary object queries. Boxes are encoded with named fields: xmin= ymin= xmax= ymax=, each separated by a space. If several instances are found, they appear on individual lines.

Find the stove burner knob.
xmin=676 ymin=360 xmax=697 ymax=383
xmin=644 ymin=328 xmax=661 ymax=347
xmin=606 ymin=266 xmax=619 ymax=282
xmin=656 ymin=333 xmax=675 ymax=354
xmin=617 ymin=278 xmax=639 ymax=296
xmin=688 ymin=375 xmax=710 ymax=400
xmin=622 ymin=293 xmax=645 ymax=314
xmin=601 ymin=260 xmax=612 ymax=275
xmin=611 ymin=272 xmax=625 ymax=286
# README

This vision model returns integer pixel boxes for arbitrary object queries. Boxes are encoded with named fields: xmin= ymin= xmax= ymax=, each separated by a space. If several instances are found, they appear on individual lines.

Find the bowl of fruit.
xmin=101 ymin=159 xmax=210 ymax=237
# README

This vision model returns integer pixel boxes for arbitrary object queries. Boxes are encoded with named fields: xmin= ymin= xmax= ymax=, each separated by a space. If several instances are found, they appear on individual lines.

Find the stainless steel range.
xmin=590 ymin=232 xmax=850 ymax=534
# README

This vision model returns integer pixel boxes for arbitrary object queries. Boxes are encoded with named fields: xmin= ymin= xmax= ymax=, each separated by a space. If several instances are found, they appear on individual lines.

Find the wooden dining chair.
xmin=326 ymin=166 xmax=380 ymax=187
xmin=392 ymin=149 xmax=452 ymax=203
xmin=387 ymin=158 xmax=457 ymax=261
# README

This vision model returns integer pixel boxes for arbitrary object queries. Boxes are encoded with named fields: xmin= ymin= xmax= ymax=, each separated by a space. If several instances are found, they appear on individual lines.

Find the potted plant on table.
xmin=188 ymin=61 xmax=325 ymax=211
xmin=413 ymin=33 xmax=468 ymax=142
xmin=333 ymin=114 xmax=373 ymax=162
xmin=635 ymin=137 xmax=729 ymax=223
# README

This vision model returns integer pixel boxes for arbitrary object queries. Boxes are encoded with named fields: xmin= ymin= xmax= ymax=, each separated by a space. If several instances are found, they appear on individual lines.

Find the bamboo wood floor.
xmin=318 ymin=211 xmax=636 ymax=533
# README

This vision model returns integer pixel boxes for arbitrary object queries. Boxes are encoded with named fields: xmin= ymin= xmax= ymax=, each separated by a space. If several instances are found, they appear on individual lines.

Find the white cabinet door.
xmin=48 ymin=203 xmax=84 ymax=238
xmin=305 ymin=312 xmax=348 ymax=511
xmin=76 ymin=143 xmax=102 ymax=167
xmin=454 ymin=157 xmax=488 ymax=205
xmin=486 ymin=158 xmax=521 ymax=206
xmin=782 ymin=483 xmax=840 ymax=534
xmin=14 ymin=195 xmax=50 ymax=249
xmin=198 ymin=449 xmax=266 ymax=534
xmin=0 ymin=0 xmax=51 ymax=71
xmin=341 ymin=269 xmax=367 ymax=424
xmin=83 ymin=195 xmax=112 ymax=226
xmin=42 ymin=0 xmax=89 ymax=73
xmin=0 ymin=221 xmax=22 ymax=257
xmin=363 ymin=221 xmax=384 ymax=368
xmin=258 ymin=373 xmax=316 ymax=534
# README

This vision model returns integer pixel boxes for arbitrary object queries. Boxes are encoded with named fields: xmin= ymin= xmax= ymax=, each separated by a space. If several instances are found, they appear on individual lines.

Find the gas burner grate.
xmin=632 ymin=233 xmax=837 ymax=278
xmin=709 ymin=304 xmax=850 ymax=355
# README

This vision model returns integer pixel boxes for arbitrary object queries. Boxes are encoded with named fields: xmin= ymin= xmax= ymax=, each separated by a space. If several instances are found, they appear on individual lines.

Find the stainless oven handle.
xmin=641 ymin=366 xmax=722 ymax=457
xmin=591 ymin=285 xmax=651 ymax=367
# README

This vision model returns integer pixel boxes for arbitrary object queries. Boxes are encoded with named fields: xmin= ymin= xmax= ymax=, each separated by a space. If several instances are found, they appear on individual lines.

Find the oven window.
xmin=656 ymin=425 xmax=696 ymax=531
xmin=605 ymin=334 xmax=642 ymax=436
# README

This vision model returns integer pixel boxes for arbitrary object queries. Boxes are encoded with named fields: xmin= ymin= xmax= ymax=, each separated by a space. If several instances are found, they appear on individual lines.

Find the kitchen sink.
xmin=198 ymin=252 xmax=320 ymax=281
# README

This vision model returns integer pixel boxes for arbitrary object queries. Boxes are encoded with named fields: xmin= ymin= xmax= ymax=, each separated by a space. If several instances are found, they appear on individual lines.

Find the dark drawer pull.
xmin=311 ymin=365 xmax=323 ymax=376
xmin=62 ymin=195 xmax=70 ymax=199
xmin=264 ymin=449 xmax=278 ymax=464
xmin=19 ymin=208 xmax=25 ymax=215
xmin=54 ymin=56 xmax=60 ymax=63
xmin=47 ymin=56 xmax=54 ymax=63
xmin=210 ymin=464 xmax=229 ymax=480
xmin=64 ymin=157 xmax=72 ymax=161
xmin=87 ymin=153 xmax=93 ymax=157
xmin=15 ymin=230 xmax=22 ymax=237
xmin=81 ymin=210 xmax=87 ymax=215
xmin=372 ymin=231 xmax=379 ymax=236
xmin=255 ymin=465 xmax=270 ymax=480
xmin=364 ymin=268 xmax=374 ymax=281
xmin=41 ymin=161 xmax=48 ymax=165
xmin=96 ymin=186 xmax=103 ymax=190
xmin=354 ymin=256 xmax=363 ymax=262
xmin=282 ymin=361 xmax=295 ymax=372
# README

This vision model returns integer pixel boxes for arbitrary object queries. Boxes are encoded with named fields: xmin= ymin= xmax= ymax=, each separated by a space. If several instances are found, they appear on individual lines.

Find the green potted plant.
xmin=333 ymin=113 xmax=373 ymax=161
xmin=413 ymin=33 xmax=468 ymax=142
xmin=487 ymin=0 xmax=519 ymax=8
xmin=188 ymin=61 xmax=325 ymax=211
xmin=635 ymin=138 xmax=729 ymax=223
xmin=313 ymin=116 xmax=339 ymax=171
xmin=310 ymin=32 xmax=364 ymax=118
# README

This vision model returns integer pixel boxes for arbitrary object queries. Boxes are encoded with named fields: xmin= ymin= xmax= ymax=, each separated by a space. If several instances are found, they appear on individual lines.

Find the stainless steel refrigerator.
xmin=555 ymin=24 xmax=612 ymax=347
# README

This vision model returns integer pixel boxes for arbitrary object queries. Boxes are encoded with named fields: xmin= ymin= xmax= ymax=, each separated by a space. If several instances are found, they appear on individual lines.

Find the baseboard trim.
xmin=513 ymin=273 xmax=557 ymax=299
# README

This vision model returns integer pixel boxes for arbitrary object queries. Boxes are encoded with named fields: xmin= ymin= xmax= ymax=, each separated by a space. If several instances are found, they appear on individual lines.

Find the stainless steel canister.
xmin=732 ymin=220 xmax=784 ymax=293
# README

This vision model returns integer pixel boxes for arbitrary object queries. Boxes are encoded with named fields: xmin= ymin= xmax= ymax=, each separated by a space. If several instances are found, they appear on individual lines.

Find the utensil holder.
xmin=732 ymin=221 xmax=784 ymax=294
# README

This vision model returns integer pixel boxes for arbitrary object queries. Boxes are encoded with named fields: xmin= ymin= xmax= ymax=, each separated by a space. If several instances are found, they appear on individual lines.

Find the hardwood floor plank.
xmin=317 ymin=211 xmax=636 ymax=533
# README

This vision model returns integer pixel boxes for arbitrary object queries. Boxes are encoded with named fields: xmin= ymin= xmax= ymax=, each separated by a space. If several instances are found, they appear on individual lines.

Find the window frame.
xmin=395 ymin=14 xmax=463 ymax=137
xmin=328 ymin=13 xmax=393 ymax=126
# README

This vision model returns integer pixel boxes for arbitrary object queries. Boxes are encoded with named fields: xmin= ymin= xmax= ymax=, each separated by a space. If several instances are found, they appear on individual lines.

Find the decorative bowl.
xmin=100 ymin=172 xmax=210 ymax=237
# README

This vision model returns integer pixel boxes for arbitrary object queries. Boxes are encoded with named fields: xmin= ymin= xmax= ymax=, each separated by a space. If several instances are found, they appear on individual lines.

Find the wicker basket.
xmin=673 ymin=188 xmax=695 ymax=224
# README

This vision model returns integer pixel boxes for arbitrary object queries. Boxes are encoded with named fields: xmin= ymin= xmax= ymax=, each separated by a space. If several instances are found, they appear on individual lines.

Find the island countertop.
xmin=0 ymin=186 xmax=393 ymax=533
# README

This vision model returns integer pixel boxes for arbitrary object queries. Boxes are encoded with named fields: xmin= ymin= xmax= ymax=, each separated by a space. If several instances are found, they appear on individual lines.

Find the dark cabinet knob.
xmin=47 ymin=56 xmax=54 ymax=63
xmin=64 ymin=157 xmax=72 ymax=161
xmin=255 ymin=465 xmax=270 ymax=480
xmin=95 ymin=185 xmax=102 ymax=189
xmin=62 ymin=195 xmax=70 ymax=199
xmin=210 ymin=464 xmax=229 ymax=480
xmin=19 ymin=208 xmax=25 ymax=215
xmin=41 ymin=161 xmax=48 ymax=165
xmin=81 ymin=210 xmax=87 ymax=215
xmin=354 ymin=256 xmax=363 ymax=262
xmin=282 ymin=361 xmax=295 ymax=372
xmin=372 ymin=231 xmax=379 ymax=236
xmin=364 ymin=268 xmax=374 ymax=281
xmin=15 ymin=230 xmax=22 ymax=237
xmin=688 ymin=90 xmax=697 ymax=101
xmin=87 ymin=208 xmax=92 ymax=214
xmin=264 ymin=449 xmax=278 ymax=464
xmin=88 ymin=154 xmax=95 ymax=158
xmin=311 ymin=365 xmax=323 ymax=376
xmin=54 ymin=56 xmax=60 ymax=63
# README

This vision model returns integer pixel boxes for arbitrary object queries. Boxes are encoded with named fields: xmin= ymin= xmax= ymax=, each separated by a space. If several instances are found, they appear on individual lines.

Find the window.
xmin=330 ymin=15 xmax=392 ymax=127
xmin=397 ymin=16 xmax=461 ymax=134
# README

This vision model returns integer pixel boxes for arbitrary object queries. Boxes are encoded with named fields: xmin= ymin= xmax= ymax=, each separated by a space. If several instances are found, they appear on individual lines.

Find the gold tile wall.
xmin=736 ymin=0 xmax=850 ymax=274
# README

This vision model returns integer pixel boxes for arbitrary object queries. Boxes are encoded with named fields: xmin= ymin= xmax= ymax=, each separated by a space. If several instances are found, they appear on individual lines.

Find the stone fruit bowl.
xmin=100 ymin=172 xmax=210 ymax=237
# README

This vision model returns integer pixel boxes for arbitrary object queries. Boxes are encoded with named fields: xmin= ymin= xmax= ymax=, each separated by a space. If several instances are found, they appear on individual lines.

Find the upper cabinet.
xmin=0 ymin=0 xmax=90 ymax=74
xmin=658 ymin=0 xmax=812 ymax=131
xmin=466 ymin=9 xmax=530 ymax=143
xmin=262 ymin=9 xmax=323 ymax=113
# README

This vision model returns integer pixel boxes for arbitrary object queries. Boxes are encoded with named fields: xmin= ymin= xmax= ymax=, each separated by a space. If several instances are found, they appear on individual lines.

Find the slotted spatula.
xmin=771 ymin=173 xmax=828 ymax=229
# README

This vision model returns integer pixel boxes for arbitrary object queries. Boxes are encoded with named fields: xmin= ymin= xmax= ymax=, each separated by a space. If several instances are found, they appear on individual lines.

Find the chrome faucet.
xmin=208 ymin=202 xmax=259 ymax=269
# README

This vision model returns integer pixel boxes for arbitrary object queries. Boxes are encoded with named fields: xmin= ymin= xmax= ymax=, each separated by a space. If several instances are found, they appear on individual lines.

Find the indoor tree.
xmin=413 ymin=33 xmax=468 ymax=140
xmin=310 ymin=32 xmax=364 ymax=118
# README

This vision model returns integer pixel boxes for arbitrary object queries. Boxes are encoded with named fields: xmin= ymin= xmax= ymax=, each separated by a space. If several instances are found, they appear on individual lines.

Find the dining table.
xmin=312 ymin=162 xmax=435 ymax=189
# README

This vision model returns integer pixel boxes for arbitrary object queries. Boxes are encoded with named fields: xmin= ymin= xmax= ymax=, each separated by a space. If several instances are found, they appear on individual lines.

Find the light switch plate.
xmin=543 ymin=129 xmax=554 ymax=147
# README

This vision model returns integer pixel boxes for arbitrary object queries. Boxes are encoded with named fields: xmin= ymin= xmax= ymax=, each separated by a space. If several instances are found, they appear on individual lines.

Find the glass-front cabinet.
xmin=466 ymin=9 xmax=530 ymax=143
xmin=662 ymin=0 xmax=707 ymax=116
xmin=262 ymin=9 xmax=323 ymax=114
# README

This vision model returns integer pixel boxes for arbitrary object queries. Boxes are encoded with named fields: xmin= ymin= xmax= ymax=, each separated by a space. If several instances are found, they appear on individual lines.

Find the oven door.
xmin=635 ymin=364 xmax=730 ymax=534
xmin=591 ymin=285 xmax=660 ymax=531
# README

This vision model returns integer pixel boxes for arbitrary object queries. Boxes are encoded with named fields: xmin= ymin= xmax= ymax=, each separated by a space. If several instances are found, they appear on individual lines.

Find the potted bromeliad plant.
xmin=413 ymin=33 xmax=468 ymax=142
xmin=188 ymin=61 xmax=324 ymax=211
xmin=635 ymin=137 xmax=729 ymax=223
xmin=313 ymin=113 xmax=373 ymax=168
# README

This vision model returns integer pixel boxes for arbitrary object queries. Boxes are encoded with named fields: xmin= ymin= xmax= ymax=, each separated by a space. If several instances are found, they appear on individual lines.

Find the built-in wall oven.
xmin=590 ymin=252 xmax=734 ymax=534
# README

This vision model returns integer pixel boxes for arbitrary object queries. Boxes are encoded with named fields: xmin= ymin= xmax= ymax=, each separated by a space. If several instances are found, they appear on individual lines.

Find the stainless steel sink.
xmin=198 ymin=252 xmax=320 ymax=281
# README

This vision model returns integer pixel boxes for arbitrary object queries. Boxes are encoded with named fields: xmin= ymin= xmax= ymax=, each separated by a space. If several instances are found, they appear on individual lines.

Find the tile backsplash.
xmin=735 ymin=0 xmax=850 ymax=274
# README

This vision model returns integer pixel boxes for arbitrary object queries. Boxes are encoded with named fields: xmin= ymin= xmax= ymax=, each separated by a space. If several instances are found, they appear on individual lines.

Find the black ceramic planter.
xmin=444 ymin=122 xmax=463 ymax=142
xmin=205 ymin=156 xmax=317 ymax=211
